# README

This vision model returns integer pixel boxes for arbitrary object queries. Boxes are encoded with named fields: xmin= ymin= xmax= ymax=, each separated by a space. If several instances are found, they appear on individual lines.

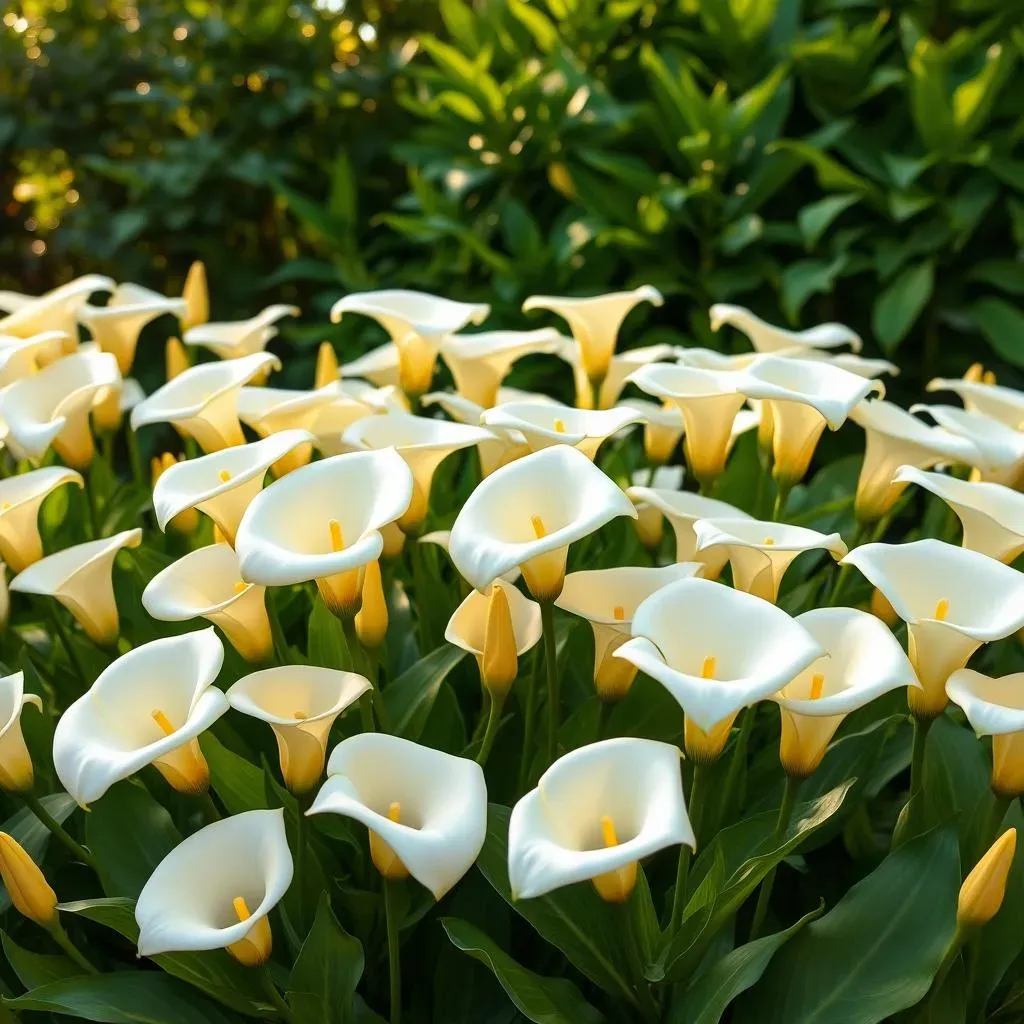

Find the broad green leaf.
xmin=308 ymin=597 xmax=352 ymax=671
xmin=1 ymin=930 xmax=82 ymax=989
xmin=507 ymin=0 xmax=559 ymax=52
xmin=766 ymin=140 xmax=882 ymax=200
xmin=872 ymin=260 xmax=934 ymax=353
xmin=967 ymin=259 xmax=1024 ymax=295
xmin=780 ymin=255 xmax=848 ymax=322
xmin=969 ymin=296 xmax=1024 ymax=367
xmin=200 ymin=732 xmax=267 ymax=815
xmin=797 ymin=193 xmax=860 ymax=250
xmin=381 ymin=645 xmax=466 ymax=741
xmin=440 ymin=0 xmax=480 ymax=53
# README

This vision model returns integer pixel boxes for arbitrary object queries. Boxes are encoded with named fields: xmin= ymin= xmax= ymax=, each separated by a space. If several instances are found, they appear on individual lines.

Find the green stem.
xmin=358 ymin=692 xmax=376 ymax=733
xmin=749 ymin=775 xmax=803 ymax=940
xmin=265 ymin=593 xmax=290 ymax=665
xmin=295 ymin=800 xmax=309 ymax=928
xmin=259 ymin=965 xmax=294 ymax=1022
xmin=518 ymin=649 xmax=540 ymax=792
xmin=126 ymin=427 xmax=145 ymax=491
xmin=45 ymin=602 xmax=89 ymax=690
xmin=21 ymin=792 xmax=96 ymax=870
xmin=826 ymin=520 xmax=871 ymax=607
xmin=476 ymin=692 xmax=505 ymax=767
xmin=977 ymin=794 xmax=1012 ymax=865
xmin=49 ymin=919 xmax=99 ymax=974
xmin=717 ymin=708 xmax=754 ymax=831
xmin=199 ymin=790 xmax=221 ymax=824
xmin=908 ymin=714 xmax=934 ymax=825
xmin=596 ymin=699 xmax=613 ymax=742
xmin=540 ymin=602 xmax=560 ymax=768
xmin=384 ymin=878 xmax=402 ymax=1024
xmin=670 ymin=763 xmax=708 ymax=934
xmin=623 ymin=887 xmax=659 ymax=1023
xmin=772 ymin=480 xmax=792 ymax=522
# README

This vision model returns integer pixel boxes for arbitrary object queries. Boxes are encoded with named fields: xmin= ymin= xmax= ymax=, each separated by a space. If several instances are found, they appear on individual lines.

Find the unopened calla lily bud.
xmin=355 ymin=559 xmax=388 ymax=649
xmin=481 ymin=585 xmax=518 ymax=698
xmin=151 ymin=453 xmax=199 ymax=535
xmin=182 ymin=261 xmax=209 ymax=331
xmin=0 ymin=832 xmax=57 ymax=927
xmin=165 ymin=337 xmax=189 ymax=381
xmin=958 ymin=828 xmax=1017 ymax=931
xmin=315 ymin=341 xmax=339 ymax=388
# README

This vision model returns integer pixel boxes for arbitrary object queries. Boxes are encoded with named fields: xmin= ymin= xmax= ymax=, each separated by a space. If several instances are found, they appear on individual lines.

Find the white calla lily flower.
xmin=53 ymin=628 xmax=227 ymax=805
xmin=927 ymin=376 xmax=1024 ymax=429
xmin=559 ymin=341 xmax=676 ymax=409
xmin=709 ymin=304 xmax=862 ymax=354
xmin=0 ymin=331 xmax=68 ymax=384
xmin=80 ymin=284 xmax=187 ymax=373
xmin=508 ymin=737 xmax=694 ymax=902
xmin=340 ymin=342 xmax=401 ymax=388
xmin=693 ymin=518 xmax=847 ymax=603
xmin=841 ymin=539 xmax=1024 ymax=717
xmin=675 ymin=347 xmax=760 ymax=371
xmin=420 ymin=391 xmax=530 ymax=476
xmin=131 ymin=352 xmax=280 ymax=453
xmin=621 ymin=398 xmax=685 ymax=465
xmin=235 ymin=449 xmax=413 ymax=618
xmin=307 ymin=733 xmax=487 ymax=899
xmin=420 ymin=531 xmax=521 ymax=583
xmin=448 ymin=445 xmax=637 ymax=601
xmin=227 ymin=666 xmax=370 ymax=794
xmin=774 ymin=608 xmax=917 ymax=778
xmin=0 ymin=275 xmax=114 ymax=342
xmin=0 ymin=672 xmax=42 ymax=792
xmin=183 ymin=305 xmax=298 ymax=361
xmin=11 ymin=528 xmax=141 ymax=645
xmin=143 ymin=544 xmax=274 ymax=664
xmin=629 ymin=466 xmax=683 ymax=551
xmin=0 ymin=466 xmax=83 ymax=572
xmin=615 ymin=577 xmax=824 ymax=760
xmin=481 ymin=402 xmax=644 ymax=461
xmin=785 ymin=348 xmax=898 ymax=380
xmin=136 ymin=808 xmax=292 ymax=964
xmin=152 ymin=429 xmax=314 ymax=544
xmin=910 ymin=403 xmax=1024 ymax=486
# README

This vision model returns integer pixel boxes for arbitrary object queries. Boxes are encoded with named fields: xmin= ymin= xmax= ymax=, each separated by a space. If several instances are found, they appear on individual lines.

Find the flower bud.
xmin=315 ymin=341 xmax=339 ymax=388
xmin=481 ymin=585 xmax=517 ymax=698
xmin=355 ymin=559 xmax=388 ymax=649
xmin=165 ymin=337 xmax=190 ymax=381
xmin=958 ymin=828 xmax=1017 ymax=931
xmin=0 ymin=832 xmax=57 ymax=927
xmin=182 ymin=261 xmax=209 ymax=330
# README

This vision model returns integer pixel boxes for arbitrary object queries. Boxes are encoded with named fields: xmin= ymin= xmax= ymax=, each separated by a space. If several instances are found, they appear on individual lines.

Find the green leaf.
xmin=506 ymin=0 xmax=559 ymax=52
xmin=797 ymin=193 xmax=860 ymax=250
xmin=779 ymin=255 xmax=848 ymax=322
xmin=381 ymin=645 xmax=466 ymax=741
xmin=872 ymin=259 xmax=934 ymax=353
xmin=969 ymin=296 xmax=1024 ymax=367
xmin=442 ymin=917 xmax=605 ymax=1024
xmin=200 ymin=733 xmax=267 ymax=815
xmin=737 ymin=827 xmax=960 ymax=1024
xmin=1 ymin=930 xmax=82 ymax=989
xmin=968 ymin=259 xmax=1024 ymax=296
xmin=308 ymin=597 xmax=353 ymax=671
xmin=766 ymin=140 xmax=882 ymax=200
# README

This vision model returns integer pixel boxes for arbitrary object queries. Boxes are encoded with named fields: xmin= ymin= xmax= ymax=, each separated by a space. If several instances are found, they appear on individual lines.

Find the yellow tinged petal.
xmin=958 ymin=828 xmax=1017 ymax=930
xmin=0 ymin=832 xmax=56 ymax=927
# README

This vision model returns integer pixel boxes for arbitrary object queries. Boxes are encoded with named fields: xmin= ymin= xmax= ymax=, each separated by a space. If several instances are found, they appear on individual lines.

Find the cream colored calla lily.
xmin=893 ymin=466 xmax=1024 ymax=563
xmin=307 ymin=733 xmax=487 ymax=899
xmin=927 ymin=376 xmax=1024 ymax=429
xmin=341 ymin=342 xmax=402 ymax=388
xmin=709 ymin=304 xmax=862 ymax=354
xmin=693 ymin=518 xmax=847 ymax=603
xmin=0 ymin=565 xmax=8 ymax=630
xmin=136 ymin=808 xmax=291 ymax=964
xmin=235 ymin=449 xmax=413 ymax=618
xmin=849 ymin=399 xmax=982 ymax=522
xmin=774 ymin=608 xmax=917 ymax=778
xmin=0 ymin=672 xmax=42 ymax=792
xmin=183 ymin=305 xmax=298 ymax=361
xmin=10 ymin=528 xmax=141 ymax=645
xmin=559 ymin=341 xmax=676 ymax=410
xmin=615 ymin=577 xmax=823 ymax=761
xmin=152 ymin=429 xmax=314 ymax=544
xmin=79 ymin=283 xmax=187 ymax=373
xmin=342 ymin=412 xmax=493 ymax=532
xmin=947 ymin=669 xmax=1024 ymax=797
xmin=0 ymin=275 xmax=113 ymax=343
xmin=420 ymin=392 xmax=531 ymax=476
xmin=481 ymin=402 xmax=644 ymax=461
xmin=787 ymin=348 xmax=898 ymax=380
xmin=0 ymin=466 xmax=83 ymax=572
xmin=2 ymin=349 xmax=120 ymax=467
xmin=419 ymin=530 xmax=521 ymax=583
xmin=629 ymin=466 xmax=683 ymax=550
xmin=0 ymin=331 xmax=67 ymax=384
xmin=841 ymin=539 xmax=1024 ymax=718
xmin=53 ymin=628 xmax=227 ymax=805
xmin=508 ymin=737 xmax=694 ymax=902
xmin=523 ymin=286 xmax=663 ymax=385
xmin=448 ymin=445 xmax=637 ymax=602
xmin=131 ymin=351 xmax=279 ymax=452
xmin=227 ymin=666 xmax=370 ymax=794
xmin=556 ymin=564 xmax=703 ymax=701
xmin=675 ymin=347 xmax=760 ymax=371
xmin=910 ymin=404 xmax=1024 ymax=487
xmin=142 ymin=544 xmax=274 ymax=664
xmin=621 ymin=398 xmax=685 ymax=465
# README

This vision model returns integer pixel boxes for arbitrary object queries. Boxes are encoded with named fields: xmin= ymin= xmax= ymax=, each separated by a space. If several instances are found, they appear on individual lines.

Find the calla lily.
xmin=709 ymin=304 xmax=862 ymax=354
xmin=342 ymin=412 xmax=493 ymax=532
xmin=615 ymin=578 xmax=823 ymax=761
xmin=331 ymin=290 xmax=490 ymax=398
xmin=2 ymin=349 xmax=120 ymax=467
xmin=927 ymin=375 xmax=1024 ymax=429
xmin=693 ymin=518 xmax=847 ymax=603
xmin=629 ymin=466 xmax=683 ymax=550
xmin=893 ymin=466 xmax=1024 ymax=563
xmin=523 ymin=286 xmax=663 ymax=385
xmin=622 ymin=398 xmax=685 ymax=465
xmin=626 ymin=363 xmax=747 ymax=487
xmin=0 ymin=466 xmax=83 ymax=572
xmin=448 ymin=445 xmax=637 ymax=602
xmin=0 ymin=565 xmax=8 ymax=630
xmin=849 ymin=399 xmax=981 ymax=522
xmin=53 ymin=628 xmax=227 ymax=805
xmin=0 ymin=275 xmax=113 ymax=342
xmin=958 ymin=827 xmax=1017 ymax=931
xmin=788 ymin=348 xmax=898 ymax=380
xmin=183 ymin=305 xmax=298 ymax=361
xmin=773 ymin=608 xmax=917 ymax=778
xmin=10 ymin=528 xmax=142 ymax=645
xmin=142 ymin=544 xmax=274 ymax=664
xmin=947 ymin=669 xmax=1024 ymax=797
xmin=235 ymin=449 xmax=413 ymax=618
xmin=152 ymin=429 xmax=315 ymax=544
xmin=0 ymin=672 xmax=42 ymax=792
xmin=556 ymin=564 xmax=702 ymax=701
xmin=136 ymin=808 xmax=292 ymax=964
xmin=0 ymin=331 xmax=67 ymax=385
xmin=181 ymin=261 xmax=208 ymax=331
xmin=420 ymin=530 xmax=521 ymax=583
xmin=131 ymin=351 xmax=280 ymax=452
xmin=341 ymin=342 xmax=402 ymax=389
xmin=439 ymin=329 xmax=564 ymax=408
xmin=841 ymin=539 xmax=1024 ymax=717
xmin=80 ymin=283 xmax=187 ymax=373
xmin=336 ymin=379 xmax=410 ymax=415
xmin=625 ymin=486 xmax=751 ymax=577
xmin=227 ymin=666 xmax=370 ymax=793
xmin=910 ymin=404 xmax=1024 ymax=487
xmin=307 ymin=733 xmax=487 ymax=899
xmin=737 ymin=355 xmax=884 ymax=485
xmin=675 ymin=347 xmax=760 ymax=371
xmin=94 ymin=375 xmax=146 ymax=433
xmin=507 ymin=737 xmax=693 ymax=902
xmin=315 ymin=341 xmax=338 ymax=387
xmin=420 ymin=391 xmax=533 ymax=476
xmin=481 ymin=402 xmax=644 ymax=461
xmin=559 ymin=341 xmax=676 ymax=409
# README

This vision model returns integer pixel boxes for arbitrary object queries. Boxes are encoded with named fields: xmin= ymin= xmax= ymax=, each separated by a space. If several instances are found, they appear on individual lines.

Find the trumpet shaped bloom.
xmin=0 ymin=275 xmax=113 ymax=341
xmin=709 ymin=304 xmax=862 ymax=354
xmin=615 ymin=578 xmax=823 ymax=761
xmin=307 ymin=733 xmax=487 ymax=899
xmin=131 ymin=352 xmax=279 ymax=453
xmin=0 ymin=466 xmax=83 ymax=572
xmin=80 ymin=284 xmax=187 ymax=373
xmin=448 ymin=445 xmax=636 ymax=602
xmin=143 ymin=544 xmax=274 ymax=664
xmin=341 ymin=342 xmax=401 ymax=389
xmin=790 ymin=348 xmax=898 ymax=380
xmin=481 ymin=402 xmax=644 ymax=461
xmin=893 ymin=466 xmax=1024 ymax=563
xmin=693 ymin=518 xmax=847 ymax=603
xmin=0 ymin=331 xmax=67 ymax=385
xmin=421 ymin=392 xmax=531 ymax=476
xmin=11 ymin=528 xmax=142 ymax=645
xmin=629 ymin=466 xmax=683 ymax=550
xmin=773 ymin=608 xmax=917 ymax=778
xmin=560 ymin=341 xmax=676 ymax=409
xmin=54 ymin=628 xmax=227 ymax=805
xmin=152 ymin=430 xmax=314 ymax=544
xmin=622 ymin=398 xmax=685 ymax=465
xmin=0 ymin=672 xmax=42 ymax=792
xmin=911 ymin=404 xmax=1024 ymax=487
xmin=136 ymin=808 xmax=292 ymax=963
xmin=842 ymin=539 xmax=1024 ymax=718
xmin=419 ymin=530 xmax=520 ymax=583
xmin=227 ymin=666 xmax=370 ymax=794
xmin=927 ymin=375 xmax=1024 ymax=429
xmin=556 ymin=564 xmax=702 ymax=701
xmin=440 ymin=329 xmax=563 ymax=407
xmin=183 ymin=305 xmax=298 ymax=361
xmin=508 ymin=738 xmax=694 ymax=902
xmin=675 ymin=348 xmax=759 ymax=371
xmin=235 ymin=449 xmax=413 ymax=618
